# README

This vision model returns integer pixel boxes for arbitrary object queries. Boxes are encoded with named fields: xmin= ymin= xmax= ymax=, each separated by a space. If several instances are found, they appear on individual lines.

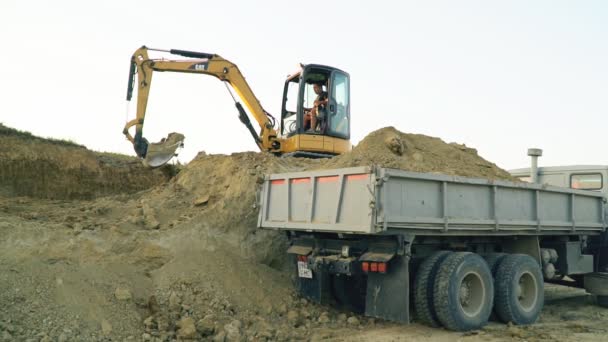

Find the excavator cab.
xmin=281 ymin=64 xmax=351 ymax=144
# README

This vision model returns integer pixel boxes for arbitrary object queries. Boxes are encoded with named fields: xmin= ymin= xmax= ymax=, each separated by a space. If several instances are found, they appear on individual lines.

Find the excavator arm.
xmin=123 ymin=46 xmax=279 ymax=167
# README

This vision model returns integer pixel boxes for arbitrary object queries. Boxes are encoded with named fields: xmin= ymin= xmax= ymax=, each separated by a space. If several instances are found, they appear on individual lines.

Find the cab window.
xmin=570 ymin=173 xmax=602 ymax=190
xmin=282 ymin=79 xmax=300 ymax=135
xmin=328 ymin=72 xmax=349 ymax=137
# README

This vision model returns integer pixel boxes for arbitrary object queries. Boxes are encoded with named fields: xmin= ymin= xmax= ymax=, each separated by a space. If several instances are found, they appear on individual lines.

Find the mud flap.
xmin=365 ymin=255 xmax=410 ymax=323
xmin=292 ymin=255 xmax=331 ymax=305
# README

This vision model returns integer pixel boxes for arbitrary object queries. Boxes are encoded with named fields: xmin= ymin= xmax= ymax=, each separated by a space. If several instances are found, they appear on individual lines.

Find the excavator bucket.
xmin=143 ymin=132 xmax=185 ymax=168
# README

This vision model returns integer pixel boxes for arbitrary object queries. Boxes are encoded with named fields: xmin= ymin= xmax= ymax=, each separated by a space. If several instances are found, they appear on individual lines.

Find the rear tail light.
xmin=297 ymin=255 xmax=308 ymax=262
xmin=361 ymin=261 xmax=388 ymax=273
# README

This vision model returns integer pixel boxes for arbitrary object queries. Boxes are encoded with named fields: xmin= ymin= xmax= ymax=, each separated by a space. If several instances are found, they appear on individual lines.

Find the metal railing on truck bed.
xmin=257 ymin=166 xmax=607 ymax=236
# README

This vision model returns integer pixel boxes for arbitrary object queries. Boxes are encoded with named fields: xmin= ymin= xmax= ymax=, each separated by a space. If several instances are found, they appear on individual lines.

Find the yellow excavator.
xmin=123 ymin=46 xmax=352 ymax=167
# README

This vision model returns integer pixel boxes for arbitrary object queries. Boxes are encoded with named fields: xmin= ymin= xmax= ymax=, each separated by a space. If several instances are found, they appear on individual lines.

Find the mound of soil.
xmin=323 ymin=126 xmax=517 ymax=181
xmin=0 ymin=124 xmax=172 ymax=200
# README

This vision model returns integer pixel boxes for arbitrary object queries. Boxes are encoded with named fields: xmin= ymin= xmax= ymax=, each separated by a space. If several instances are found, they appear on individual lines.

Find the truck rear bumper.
xmin=287 ymin=235 xmax=411 ymax=323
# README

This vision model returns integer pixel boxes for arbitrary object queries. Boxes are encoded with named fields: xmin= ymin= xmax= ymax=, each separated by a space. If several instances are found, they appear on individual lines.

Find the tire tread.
xmin=413 ymin=251 xmax=452 ymax=327
xmin=494 ymin=254 xmax=544 ymax=325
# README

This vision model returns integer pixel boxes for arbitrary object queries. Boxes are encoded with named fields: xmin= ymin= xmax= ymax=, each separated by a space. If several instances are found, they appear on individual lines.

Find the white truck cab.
xmin=510 ymin=165 xmax=607 ymax=195
xmin=509 ymin=148 xmax=607 ymax=195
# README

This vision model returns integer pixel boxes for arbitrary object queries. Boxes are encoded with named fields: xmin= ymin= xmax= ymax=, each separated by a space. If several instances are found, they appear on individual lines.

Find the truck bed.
xmin=258 ymin=166 xmax=607 ymax=235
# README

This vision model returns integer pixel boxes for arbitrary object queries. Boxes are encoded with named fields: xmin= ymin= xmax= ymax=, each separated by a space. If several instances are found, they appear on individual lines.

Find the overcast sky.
xmin=1 ymin=0 xmax=606 ymax=170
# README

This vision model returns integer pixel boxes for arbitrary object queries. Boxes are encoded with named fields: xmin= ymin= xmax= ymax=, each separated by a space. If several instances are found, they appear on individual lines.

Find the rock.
xmin=177 ymin=317 xmax=197 ymax=340
xmin=72 ymin=223 xmax=83 ymax=233
xmin=141 ymin=332 xmax=152 ymax=341
xmin=507 ymin=325 xmax=524 ymax=339
xmin=318 ymin=314 xmax=330 ymax=324
xmin=196 ymin=315 xmax=216 ymax=336
xmin=254 ymin=320 xmax=274 ymax=339
xmin=168 ymin=292 xmax=181 ymax=311
xmin=194 ymin=195 xmax=210 ymax=206
xmin=156 ymin=315 xmax=169 ymax=332
xmin=148 ymin=295 xmax=160 ymax=315
xmin=287 ymin=310 xmax=300 ymax=325
xmin=57 ymin=332 xmax=69 ymax=342
xmin=142 ymin=204 xmax=160 ymax=229
xmin=300 ymin=309 xmax=311 ymax=319
xmin=101 ymin=319 xmax=112 ymax=335
xmin=560 ymin=312 xmax=579 ymax=321
xmin=385 ymin=135 xmax=405 ymax=155
xmin=213 ymin=331 xmax=226 ymax=342
xmin=143 ymin=316 xmax=156 ymax=330
xmin=114 ymin=286 xmax=132 ymax=301
xmin=0 ymin=322 xmax=14 ymax=333
xmin=347 ymin=316 xmax=360 ymax=326
xmin=277 ymin=303 xmax=288 ymax=315
xmin=1 ymin=331 xmax=12 ymax=342
xmin=261 ymin=302 xmax=273 ymax=315
xmin=337 ymin=313 xmax=347 ymax=322
xmin=223 ymin=320 xmax=243 ymax=342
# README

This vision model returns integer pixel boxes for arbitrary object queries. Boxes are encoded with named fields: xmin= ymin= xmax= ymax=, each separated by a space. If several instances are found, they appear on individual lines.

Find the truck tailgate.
xmin=257 ymin=166 xmax=377 ymax=234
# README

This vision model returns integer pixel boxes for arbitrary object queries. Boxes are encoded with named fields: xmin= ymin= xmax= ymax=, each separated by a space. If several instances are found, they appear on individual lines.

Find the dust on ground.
xmin=0 ymin=125 xmax=605 ymax=341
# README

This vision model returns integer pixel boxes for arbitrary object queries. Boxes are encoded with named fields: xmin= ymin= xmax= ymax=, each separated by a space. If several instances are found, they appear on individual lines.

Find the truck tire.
xmin=482 ymin=253 xmax=507 ymax=321
xmin=597 ymin=296 xmax=608 ymax=308
xmin=494 ymin=254 xmax=544 ymax=325
xmin=483 ymin=253 xmax=508 ymax=276
xmin=413 ymin=251 xmax=453 ymax=327
xmin=433 ymin=252 xmax=494 ymax=331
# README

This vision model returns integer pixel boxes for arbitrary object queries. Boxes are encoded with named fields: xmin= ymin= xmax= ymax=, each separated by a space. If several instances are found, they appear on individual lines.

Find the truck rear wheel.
xmin=433 ymin=252 xmax=494 ymax=331
xmin=494 ymin=254 xmax=544 ymax=325
xmin=413 ymin=251 xmax=453 ymax=327
xmin=483 ymin=253 xmax=508 ymax=276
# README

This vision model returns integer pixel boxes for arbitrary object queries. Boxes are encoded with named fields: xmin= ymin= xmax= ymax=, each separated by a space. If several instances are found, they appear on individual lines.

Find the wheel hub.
xmin=459 ymin=271 xmax=485 ymax=317
xmin=460 ymin=281 xmax=471 ymax=306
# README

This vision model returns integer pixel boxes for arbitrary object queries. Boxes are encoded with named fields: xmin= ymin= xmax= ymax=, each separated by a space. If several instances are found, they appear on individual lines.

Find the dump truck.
xmin=257 ymin=163 xmax=608 ymax=331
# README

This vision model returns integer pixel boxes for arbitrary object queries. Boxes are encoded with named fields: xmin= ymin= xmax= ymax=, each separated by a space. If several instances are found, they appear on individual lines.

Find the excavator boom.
xmin=123 ymin=46 xmax=279 ymax=167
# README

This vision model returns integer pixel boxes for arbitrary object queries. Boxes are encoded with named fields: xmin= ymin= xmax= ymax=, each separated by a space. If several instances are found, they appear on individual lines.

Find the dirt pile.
xmin=0 ymin=124 xmax=172 ymax=200
xmin=323 ymin=126 xmax=517 ymax=181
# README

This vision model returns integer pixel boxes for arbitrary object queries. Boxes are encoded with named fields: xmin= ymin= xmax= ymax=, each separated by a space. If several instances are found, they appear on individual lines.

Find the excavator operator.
xmin=304 ymin=82 xmax=329 ymax=132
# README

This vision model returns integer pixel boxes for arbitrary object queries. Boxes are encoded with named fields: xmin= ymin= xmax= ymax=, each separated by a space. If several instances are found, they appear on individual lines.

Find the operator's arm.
xmin=314 ymin=92 xmax=329 ymax=107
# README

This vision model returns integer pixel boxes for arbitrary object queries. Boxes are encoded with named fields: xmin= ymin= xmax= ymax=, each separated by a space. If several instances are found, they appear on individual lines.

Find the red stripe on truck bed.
xmin=346 ymin=174 xmax=368 ymax=181
xmin=318 ymin=176 xmax=339 ymax=183
xmin=270 ymin=179 xmax=285 ymax=185
xmin=291 ymin=178 xmax=311 ymax=184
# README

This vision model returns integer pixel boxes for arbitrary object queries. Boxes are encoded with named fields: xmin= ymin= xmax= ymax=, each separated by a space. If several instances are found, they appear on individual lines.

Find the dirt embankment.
xmin=2 ymin=125 xmax=605 ymax=342
xmin=0 ymin=124 xmax=172 ymax=200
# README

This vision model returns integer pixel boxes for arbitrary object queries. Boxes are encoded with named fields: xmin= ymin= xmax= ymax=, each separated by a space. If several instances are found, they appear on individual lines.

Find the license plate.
xmin=297 ymin=261 xmax=313 ymax=279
